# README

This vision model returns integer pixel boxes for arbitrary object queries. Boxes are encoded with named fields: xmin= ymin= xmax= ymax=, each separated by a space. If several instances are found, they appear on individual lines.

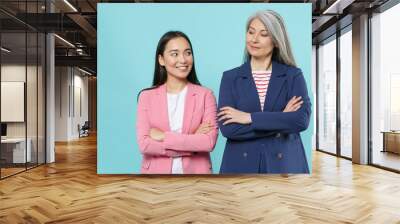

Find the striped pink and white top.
xmin=252 ymin=70 xmax=272 ymax=111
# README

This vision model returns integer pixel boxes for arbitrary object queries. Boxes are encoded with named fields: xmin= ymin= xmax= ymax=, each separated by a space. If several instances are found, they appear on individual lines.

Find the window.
xmin=317 ymin=36 xmax=337 ymax=154
xmin=339 ymin=28 xmax=352 ymax=158
xmin=370 ymin=3 xmax=400 ymax=171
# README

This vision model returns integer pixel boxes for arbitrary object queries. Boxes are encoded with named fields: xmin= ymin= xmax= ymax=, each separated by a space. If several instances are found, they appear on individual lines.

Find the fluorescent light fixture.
xmin=323 ymin=0 xmax=354 ymax=15
xmin=1 ymin=47 xmax=11 ymax=53
xmin=54 ymin=34 xmax=75 ymax=48
xmin=63 ymin=0 xmax=78 ymax=12
xmin=78 ymin=67 xmax=93 ymax=76
xmin=323 ymin=0 xmax=342 ymax=14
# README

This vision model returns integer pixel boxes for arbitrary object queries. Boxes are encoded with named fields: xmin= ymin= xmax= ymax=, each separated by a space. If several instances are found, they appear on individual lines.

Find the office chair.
xmin=79 ymin=121 xmax=90 ymax=138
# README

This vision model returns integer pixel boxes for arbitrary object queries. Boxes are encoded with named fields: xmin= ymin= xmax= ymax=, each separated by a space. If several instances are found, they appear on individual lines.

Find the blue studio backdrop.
xmin=98 ymin=3 xmax=313 ymax=174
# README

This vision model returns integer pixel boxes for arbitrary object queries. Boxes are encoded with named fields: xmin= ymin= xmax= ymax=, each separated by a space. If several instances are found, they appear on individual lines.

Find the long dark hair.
xmin=138 ymin=31 xmax=201 ymax=100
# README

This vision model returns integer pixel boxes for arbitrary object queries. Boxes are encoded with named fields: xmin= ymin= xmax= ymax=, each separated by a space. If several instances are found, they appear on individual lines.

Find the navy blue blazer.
xmin=218 ymin=60 xmax=311 ymax=174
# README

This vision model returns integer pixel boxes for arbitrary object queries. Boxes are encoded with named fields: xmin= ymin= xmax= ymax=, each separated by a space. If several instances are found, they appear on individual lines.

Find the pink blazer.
xmin=136 ymin=83 xmax=218 ymax=174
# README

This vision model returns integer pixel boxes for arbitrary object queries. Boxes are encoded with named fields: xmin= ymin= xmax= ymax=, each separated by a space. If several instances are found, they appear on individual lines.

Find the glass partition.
xmin=0 ymin=1 xmax=46 ymax=179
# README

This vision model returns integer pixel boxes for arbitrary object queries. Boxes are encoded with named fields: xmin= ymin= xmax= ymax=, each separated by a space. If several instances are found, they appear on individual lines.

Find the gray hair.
xmin=244 ymin=10 xmax=297 ymax=67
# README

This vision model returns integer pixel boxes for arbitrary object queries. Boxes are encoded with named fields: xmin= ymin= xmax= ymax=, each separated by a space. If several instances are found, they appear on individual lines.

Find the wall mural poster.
xmin=98 ymin=3 xmax=313 ymax=174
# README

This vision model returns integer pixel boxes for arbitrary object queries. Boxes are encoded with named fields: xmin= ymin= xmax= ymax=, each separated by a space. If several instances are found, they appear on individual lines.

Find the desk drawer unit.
xmin=0 ymin=138 xmax=32 ymax=163
xmin=383 ymin=132 xmax=400 ymax=154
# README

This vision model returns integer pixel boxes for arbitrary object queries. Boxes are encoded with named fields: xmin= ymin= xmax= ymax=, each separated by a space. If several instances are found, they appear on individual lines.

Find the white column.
xmin=45 ymin=0 xmax=55 ymax=163
xmin=352 ymin=14 xmax=369 ymax=164
xmin=46 ymin=32 xmax=55 ymax=163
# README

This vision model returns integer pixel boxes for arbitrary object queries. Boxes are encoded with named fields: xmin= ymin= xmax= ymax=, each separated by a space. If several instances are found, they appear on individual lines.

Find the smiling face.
xmin=246 ymin=18 xmax=275 ymax=60
xmin=158 ymin=37 xmax=193 ymax=81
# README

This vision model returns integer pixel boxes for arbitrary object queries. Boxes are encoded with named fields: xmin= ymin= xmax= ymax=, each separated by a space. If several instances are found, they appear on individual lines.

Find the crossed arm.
xmin=136 ymin=91 xmax=218 ymax=156
xmin=217 ymin=71 xmax=310 ymax=141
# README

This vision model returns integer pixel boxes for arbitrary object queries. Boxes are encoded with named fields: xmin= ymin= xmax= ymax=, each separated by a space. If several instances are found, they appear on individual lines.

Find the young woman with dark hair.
xmin=136 ymin=31 xmax=218 ymax=174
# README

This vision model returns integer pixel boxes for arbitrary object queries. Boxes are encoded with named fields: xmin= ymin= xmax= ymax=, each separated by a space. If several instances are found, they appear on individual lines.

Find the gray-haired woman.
xmin=217 ymin=10 xmax=311 ymax=174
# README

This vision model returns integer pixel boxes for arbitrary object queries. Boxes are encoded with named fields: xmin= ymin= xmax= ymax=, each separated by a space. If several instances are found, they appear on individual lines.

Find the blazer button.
xmin=277 ymin=153 xmax=283 ymax=159
xmin=275 ymin=133 xmax=281 ymax=138
xmin=243 ymin=152 xmax=248 ymax=157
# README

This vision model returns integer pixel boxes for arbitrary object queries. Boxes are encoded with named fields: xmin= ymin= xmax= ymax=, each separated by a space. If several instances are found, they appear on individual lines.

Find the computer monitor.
xmin=1 ymin=123 xmax=7 ymax=137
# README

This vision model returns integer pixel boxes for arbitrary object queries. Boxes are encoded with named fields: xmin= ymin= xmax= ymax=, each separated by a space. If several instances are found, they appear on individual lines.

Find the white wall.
xmin=71 ymin=72 xmax=89 ymax=138
xmin=55 ymin=66 xmax=70 ymax=141
xmin=55 ymin=67 xmax=89 ymax=141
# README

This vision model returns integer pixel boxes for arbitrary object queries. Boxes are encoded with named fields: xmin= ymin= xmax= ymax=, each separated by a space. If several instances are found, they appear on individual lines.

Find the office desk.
xmin=1 ymin=138 xmax=31 ymax=163
xmin=381 ymin=131 xmax=400 ymax=154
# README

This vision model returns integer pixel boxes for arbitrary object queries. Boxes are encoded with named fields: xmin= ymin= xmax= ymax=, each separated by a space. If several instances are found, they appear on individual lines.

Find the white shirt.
xmin=167 ymin=86 xmax=188 ymax=174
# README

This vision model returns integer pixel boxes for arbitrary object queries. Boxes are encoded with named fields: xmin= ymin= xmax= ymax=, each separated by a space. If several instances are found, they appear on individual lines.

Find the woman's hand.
xmin=195 ymin=121 xmax=215 ymax=134
xmin=218 ymin=107 xmax=252 ymax=125
xmin=150 ymin=128 xmax=165 ymax=141
xmin=283 ymin=96 xmax=303 ymax=112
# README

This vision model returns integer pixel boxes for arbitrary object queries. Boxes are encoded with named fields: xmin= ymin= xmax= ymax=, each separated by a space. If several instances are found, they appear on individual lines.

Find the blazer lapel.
xmin=263 ymin=61 xmax=288 ymax=112
xmin=238 ymin=61 xmax=263 ymax=112
xmin=156 ymin=84 xmax=171 ymax=131
xmin=182 ymin=83 xmax=196 ymax=134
